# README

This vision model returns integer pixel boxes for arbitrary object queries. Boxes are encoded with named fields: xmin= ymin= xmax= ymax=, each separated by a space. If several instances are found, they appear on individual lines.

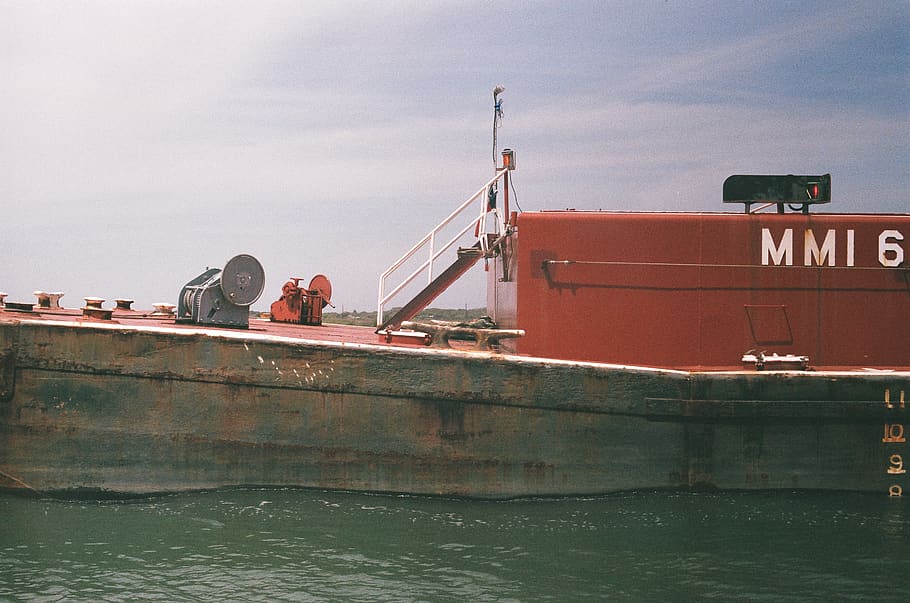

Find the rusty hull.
xmin=0 ymin=315 xmax=908 ymax=498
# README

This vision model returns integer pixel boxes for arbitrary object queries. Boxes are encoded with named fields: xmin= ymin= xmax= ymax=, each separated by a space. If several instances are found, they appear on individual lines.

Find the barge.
xmin=1 ymin=129 xmax=907 ymax=499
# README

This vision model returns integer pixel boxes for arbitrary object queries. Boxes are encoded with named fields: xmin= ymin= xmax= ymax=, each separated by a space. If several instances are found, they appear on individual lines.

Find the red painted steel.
xmin=270 ymin=276 xmax=332 ymax=326
xmin=493 ymin=211 xmax=910 ymax=369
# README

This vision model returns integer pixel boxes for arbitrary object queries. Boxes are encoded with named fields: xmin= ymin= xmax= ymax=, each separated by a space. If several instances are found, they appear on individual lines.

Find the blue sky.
xmin=1 ymin=1 xmax=907 ymax=313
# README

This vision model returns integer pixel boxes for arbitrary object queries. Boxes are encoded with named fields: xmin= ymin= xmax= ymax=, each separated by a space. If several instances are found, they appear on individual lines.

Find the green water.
xmin=1 ymin=489 xmax=908 ymax=601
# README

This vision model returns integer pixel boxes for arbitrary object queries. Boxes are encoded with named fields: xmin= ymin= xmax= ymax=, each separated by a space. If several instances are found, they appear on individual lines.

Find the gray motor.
xmin=177 ymin=254 xmax=265 ymax=328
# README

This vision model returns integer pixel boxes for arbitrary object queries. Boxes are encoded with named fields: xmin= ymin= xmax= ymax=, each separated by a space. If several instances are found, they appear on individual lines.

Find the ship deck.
xmin=1 ymin=307 xmax=400 ymax=346
xmin=1 ymin=305 xmax=908 ymax=375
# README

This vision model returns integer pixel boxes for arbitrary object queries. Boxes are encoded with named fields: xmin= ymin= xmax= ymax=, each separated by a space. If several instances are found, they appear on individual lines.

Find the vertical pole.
xmin=428 ymin=231 xmax=435 ymax=283
xmin=503 ymin=170 xmax=509 ymax=222
xmin=377 ymin=276 xmax=384 ymax=327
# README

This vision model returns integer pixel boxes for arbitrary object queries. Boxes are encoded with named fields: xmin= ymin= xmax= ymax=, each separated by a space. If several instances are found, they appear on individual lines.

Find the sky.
xmin=1 ymin=0 xmax=908 ymax=314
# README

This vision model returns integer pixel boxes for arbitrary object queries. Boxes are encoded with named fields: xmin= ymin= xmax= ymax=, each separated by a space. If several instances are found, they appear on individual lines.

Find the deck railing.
xmin=376 ymin=168 xmax=509 ymax=327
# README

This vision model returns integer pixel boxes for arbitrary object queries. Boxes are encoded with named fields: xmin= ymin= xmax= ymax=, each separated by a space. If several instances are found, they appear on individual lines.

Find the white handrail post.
xmin=428 ymin=231 xmax=435 ymax=284
xmin=376 ymin=276 xmax=384 ymax=327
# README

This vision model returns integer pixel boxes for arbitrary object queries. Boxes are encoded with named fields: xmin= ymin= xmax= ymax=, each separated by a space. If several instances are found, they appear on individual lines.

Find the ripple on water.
xmin=0 ymin=489 xmax=907 ymax=601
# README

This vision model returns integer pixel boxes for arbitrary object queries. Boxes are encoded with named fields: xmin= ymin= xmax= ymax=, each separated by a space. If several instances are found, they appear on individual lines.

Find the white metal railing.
xmin=376 ymin=168 xmax=509 ymax=327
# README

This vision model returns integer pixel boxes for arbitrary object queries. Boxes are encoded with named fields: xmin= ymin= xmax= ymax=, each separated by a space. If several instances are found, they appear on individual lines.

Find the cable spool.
xmin=221 ymin=254 xmax=266 ymax=306
xmin=177 ymin=254 xmax=265 ymax=328
xmin=308 ymin=274 xmax=332 ymax=309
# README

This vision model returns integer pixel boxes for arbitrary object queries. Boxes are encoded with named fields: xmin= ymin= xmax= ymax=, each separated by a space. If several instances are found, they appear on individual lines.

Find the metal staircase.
xmin=376 ymin=242 xmax=484 ymax=332
xmin=376 ymin=167 xmax=512 ymax=332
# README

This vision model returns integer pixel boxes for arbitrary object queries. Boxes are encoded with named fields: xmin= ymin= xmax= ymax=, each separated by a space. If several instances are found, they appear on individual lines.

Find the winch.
xmin=270 ymin=274 xmax=332 ymax=326
xmin=177 ymin=254 xmax=265 ymax=328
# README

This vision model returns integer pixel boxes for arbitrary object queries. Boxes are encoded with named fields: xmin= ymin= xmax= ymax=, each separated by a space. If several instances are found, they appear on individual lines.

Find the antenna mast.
xmin=492 ymin=85 xmax=505 ymax=170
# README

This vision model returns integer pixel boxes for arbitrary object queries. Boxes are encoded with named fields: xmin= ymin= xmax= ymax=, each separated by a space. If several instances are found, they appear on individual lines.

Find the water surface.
xmin=2 ymin=489 xmax=908 ymax=601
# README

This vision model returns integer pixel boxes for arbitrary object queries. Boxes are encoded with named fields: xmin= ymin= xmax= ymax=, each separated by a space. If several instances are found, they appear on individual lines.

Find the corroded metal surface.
xmin=0 ymin=315 xmax=907 ymax=498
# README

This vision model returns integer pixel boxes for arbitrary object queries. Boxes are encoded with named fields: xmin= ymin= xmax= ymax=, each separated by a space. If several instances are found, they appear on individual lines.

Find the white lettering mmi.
xmin=761 ymin=228 xmax=904 ymax=267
